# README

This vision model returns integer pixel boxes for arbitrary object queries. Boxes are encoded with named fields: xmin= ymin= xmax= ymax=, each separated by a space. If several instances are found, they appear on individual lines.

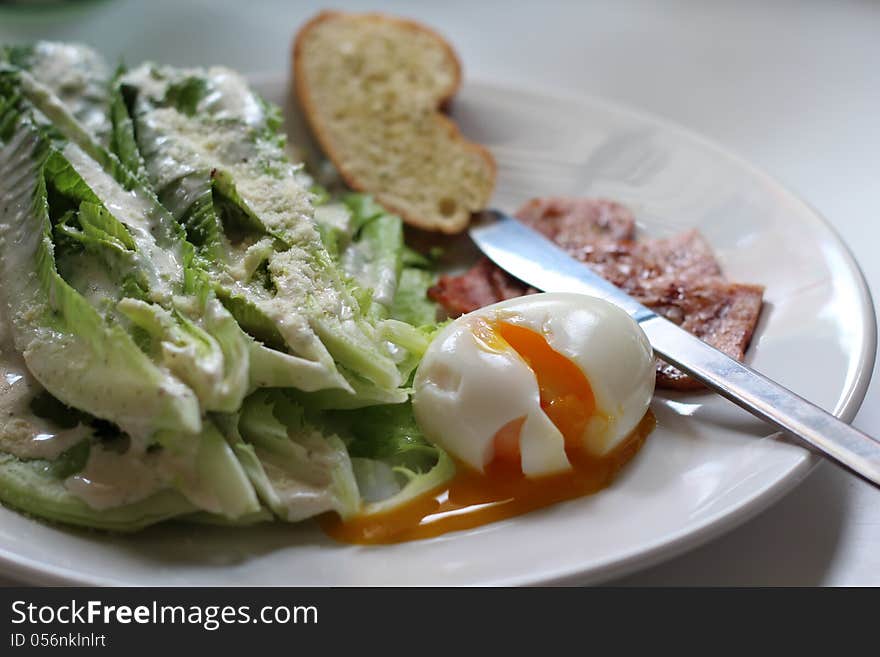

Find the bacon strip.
xmin=428 ymin=197 xmax=764 ymax=390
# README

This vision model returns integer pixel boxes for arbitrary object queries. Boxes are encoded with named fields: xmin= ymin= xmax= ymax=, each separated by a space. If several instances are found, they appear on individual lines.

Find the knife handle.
xmin=642 ymin=316 xmax=880 ymax=487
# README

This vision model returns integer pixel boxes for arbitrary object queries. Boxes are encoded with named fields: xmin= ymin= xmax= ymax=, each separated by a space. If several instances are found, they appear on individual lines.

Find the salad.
xmin=0 ymin=43 xmax=453 ymax=532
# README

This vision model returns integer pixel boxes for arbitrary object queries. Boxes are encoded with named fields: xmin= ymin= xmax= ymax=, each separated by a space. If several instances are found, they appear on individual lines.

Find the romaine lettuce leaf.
xmin=2 ymin=42 xmax=113 ymax=147
xmin=337 ymin=194 xmax=403 ymax=318
xmin=312 ymin=192 xmax=442 ymax=390
xmin=0 ymin=112 xmax=202 ymax=440
xmin=0 ymin=452 xmax=195 ymax=532
xmin=118 ymin=298 xmax=249 ymax=413
xmin=326 ymin=402 xmax=455 ymax=516
xmin=230 ymin=390 xmax=360 ymax=521
xmin=216 ymin=392 xmax=455 ymax=523
xmin=391 ymin=267 xmax=439 ymax=327
xmin=9 ymin=57 xmax=369 ymax=406
xmin=108 ymin=67 xmax=150 ymax=183
xmin=119 ymin=64 xmax=404 ymax=400
xmin=156 ymin=421 xmax=260 ymax=519
xmin=0 ymin=45 xmax=453 ymax=530
xmin=0 ymin=411 xmax=259 ymax=526
xmin=2 ymin=66 xmax=259 ymax=414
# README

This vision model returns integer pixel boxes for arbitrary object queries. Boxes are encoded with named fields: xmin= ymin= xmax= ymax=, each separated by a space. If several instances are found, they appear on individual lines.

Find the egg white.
xmin=413 ymin=293 xmax=655 ymax=477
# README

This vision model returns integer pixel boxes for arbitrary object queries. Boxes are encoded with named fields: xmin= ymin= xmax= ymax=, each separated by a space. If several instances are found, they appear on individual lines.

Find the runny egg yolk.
xmin=323 ymin=320 xmax=654 ymax=545
xmin=490 ymin=320 xmax=599 ymax=460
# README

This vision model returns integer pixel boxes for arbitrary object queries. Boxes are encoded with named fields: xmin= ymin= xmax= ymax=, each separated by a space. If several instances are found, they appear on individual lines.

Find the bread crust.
xmin=292 ymin=10 xmax=496 ymax=233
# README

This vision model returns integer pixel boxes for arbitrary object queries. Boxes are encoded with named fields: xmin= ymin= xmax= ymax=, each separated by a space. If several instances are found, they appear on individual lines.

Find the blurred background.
xmin=1 ymin=0 xmax=878 ymax=585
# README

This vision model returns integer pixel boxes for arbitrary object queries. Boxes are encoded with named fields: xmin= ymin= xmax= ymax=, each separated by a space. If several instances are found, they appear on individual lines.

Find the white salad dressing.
xmin=65 ymin=444 xmax=170 ymax=510
xmin=0 ymin=313 xmax=89 ymax=460
xmin=26 ymin=43 xmax=113 ymax=146
xmin=139 ymin=106 xmax=315 ymax=241
xmin=123 ymin=66 xmax=383 ymax=379
xmin=60 ymin=142 xmax=184 ymax=302
xmin=65 ymin=437 xmax=225 ymax=513
xmin=121 ymin=65 xmax=266 ymax=127
xmin=200 ymin=68 xmax=265 ymax=126
xmin=56 ymin=249 xmax=124 ymax=310
xmin=1 ymin=119 xmax=202 ymax=448
xmin=341 ymin=241 xmax=397 ymax=309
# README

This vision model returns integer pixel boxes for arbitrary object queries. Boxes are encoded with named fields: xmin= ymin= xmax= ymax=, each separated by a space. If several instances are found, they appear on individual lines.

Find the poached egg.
xmin=324 ymin=293 xmax=657 ymax=544
xmin=413 ymin=293 xmax=655 ymax=477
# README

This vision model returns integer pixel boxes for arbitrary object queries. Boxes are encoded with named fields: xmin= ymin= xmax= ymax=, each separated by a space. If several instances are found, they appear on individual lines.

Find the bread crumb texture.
xmin=294 ymin=11 xmax=496 ymax=233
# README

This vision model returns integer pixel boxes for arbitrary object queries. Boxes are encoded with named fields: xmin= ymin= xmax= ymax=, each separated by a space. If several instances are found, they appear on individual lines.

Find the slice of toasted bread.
xmin=293 ymin=10 xmax=496 ymax=233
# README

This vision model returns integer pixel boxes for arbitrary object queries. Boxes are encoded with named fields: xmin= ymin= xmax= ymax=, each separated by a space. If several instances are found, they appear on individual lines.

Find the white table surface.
xmin=0 ymin=0 xmax=877 ymax=586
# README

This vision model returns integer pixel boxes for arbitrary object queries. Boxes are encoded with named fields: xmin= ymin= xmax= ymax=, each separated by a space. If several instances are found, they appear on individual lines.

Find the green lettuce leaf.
xmin=154 ymin=421 xmax=260 ymax=519
xmin=327 ymin=402 xmax=455 ymax=516
xmin=120 ymin=64 xmax=404 ymax=401
xmin=0 ymin=452 xmax=195 ymax=532
xmin=2 ymin=66 xmax=253 ymax=414
xmin=2 ymin=42 xmax=113 ymax=147
xmin=338 ymin=194 xmax=403 ymax=319
xmin=0 ymin=46 xmax=453 ymax=531
xmin=0 ymin=112 xmax=202 ymax=439
xmin=391 ymin=268 xmax=439 ymax=326
xmin=231 ymin=390 xmax=361 ymax=520
xmin=109 ymin=70 xmax=149 ymax=181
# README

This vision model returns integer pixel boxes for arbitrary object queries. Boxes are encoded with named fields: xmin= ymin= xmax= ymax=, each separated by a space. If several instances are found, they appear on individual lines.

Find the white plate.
xmin=0 ymin=77 xmax=874 ymax=586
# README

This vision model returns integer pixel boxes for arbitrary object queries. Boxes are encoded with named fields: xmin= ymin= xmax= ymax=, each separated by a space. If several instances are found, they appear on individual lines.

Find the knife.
xmin=469 ymin=209 xmax=880 ymax=489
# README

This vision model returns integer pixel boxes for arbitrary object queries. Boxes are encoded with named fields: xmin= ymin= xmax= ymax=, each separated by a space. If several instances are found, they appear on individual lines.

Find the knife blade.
xmin=469 ymin=209 xmax=880 ymax=488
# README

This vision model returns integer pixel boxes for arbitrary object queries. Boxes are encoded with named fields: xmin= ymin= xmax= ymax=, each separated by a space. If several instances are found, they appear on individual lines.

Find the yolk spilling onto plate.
xmin=323 ymin=321 xmax=654 ymax=544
